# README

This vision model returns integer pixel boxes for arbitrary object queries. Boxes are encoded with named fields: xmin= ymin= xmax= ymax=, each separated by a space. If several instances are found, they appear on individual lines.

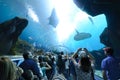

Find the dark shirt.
xmin=101 ymin=56 xmax=120 ymax=80
xmin=56 ymin=58 xmax=67 ymax=74
xmin=19 ymin=59 xmax=42 ymax=79
xmin=70 ymin=58 xmax=79 ymax=75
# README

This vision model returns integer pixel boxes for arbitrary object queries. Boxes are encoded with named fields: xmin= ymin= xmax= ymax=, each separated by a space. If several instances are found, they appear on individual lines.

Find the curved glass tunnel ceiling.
xmin=0 ymin=0 xmax=107 ymax=52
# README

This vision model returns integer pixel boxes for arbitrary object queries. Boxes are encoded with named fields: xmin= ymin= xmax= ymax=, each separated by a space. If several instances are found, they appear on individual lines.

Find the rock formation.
xmin=73 ymin=0 xmax=120 ymax=56
xmin=0 ymin=17 xmax=28 ymax=55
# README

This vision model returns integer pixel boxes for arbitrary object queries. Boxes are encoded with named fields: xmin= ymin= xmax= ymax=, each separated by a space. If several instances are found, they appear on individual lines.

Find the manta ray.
xmin=48 ymin=8 xmax=59 ymax=28
xmin=0 ymin=17 xmax=28 ymax=55
xmin=74 ymin=29 xmax=92 ymax=41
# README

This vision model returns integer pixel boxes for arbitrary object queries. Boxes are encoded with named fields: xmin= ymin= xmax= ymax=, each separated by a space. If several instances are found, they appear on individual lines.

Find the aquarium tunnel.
xmin=0 ymin=0 xmax=120 ymax=79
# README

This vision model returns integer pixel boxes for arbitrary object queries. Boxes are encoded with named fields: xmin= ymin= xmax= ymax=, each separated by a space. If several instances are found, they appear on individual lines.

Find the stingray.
xmin=74 ymin=29 xmax=92 ymax=41
xmin=48 ymin=8 xmax=59 ymax=28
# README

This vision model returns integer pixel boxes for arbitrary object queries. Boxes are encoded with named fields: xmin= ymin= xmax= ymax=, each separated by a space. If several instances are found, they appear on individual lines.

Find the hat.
xmin=103 ymin=47 xmax=112 ymax=51
xmin=103 ymin=47 xmax=113 ymax=55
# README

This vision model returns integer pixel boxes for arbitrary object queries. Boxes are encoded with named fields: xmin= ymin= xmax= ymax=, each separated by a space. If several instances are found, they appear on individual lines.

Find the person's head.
xmin=60 ymin=51 xmax=64 ymax=55
xmin=23 ymin=70 xmax=34 ymax=80
xmin=103 ymin=47 xmax=114 ymax=56
xmin=58 ymin=54 xmax=62 ymax=60
xmin=0 ymin=56 xmax=16 ymax=80
xmin=38 ymin=56 xmax=43 ymax=63
xmin=23 ymin=51 xmax=33 ymax=60
xmin=80 ymin=56 xmax=91 ymax=72
xmin=16 ymin=67 xmax=24 ymax=79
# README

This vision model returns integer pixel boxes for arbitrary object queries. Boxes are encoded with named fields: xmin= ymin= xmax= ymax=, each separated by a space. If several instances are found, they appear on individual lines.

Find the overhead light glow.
xmin=53 ymin=0 xmax=89 ymax=42
xmin=56 ymin=23 xmax=75 ymax=42
xmin=53 ymin=0 xmax=72 ymax=20
xmin=53 ymin=0 xmax=75 ymax=42
xmin=73 ymin=11 xmax=89 ymax=24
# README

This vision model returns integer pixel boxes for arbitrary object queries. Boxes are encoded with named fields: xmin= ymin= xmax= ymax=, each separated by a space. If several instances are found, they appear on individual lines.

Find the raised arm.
xmin=45 ymin=62 xmax=51 ymax=70
xmin=83 ymin=48 xmax=95 ymax=60
xmin=72 ymin=48 xmax=82 ymax=58
xmin=71 ymin=48 xmax=82 ymax=65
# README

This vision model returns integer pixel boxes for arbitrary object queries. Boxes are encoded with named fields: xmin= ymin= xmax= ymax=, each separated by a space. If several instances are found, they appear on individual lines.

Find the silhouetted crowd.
xmin=0 ymin=47 xmax=120 ymax=80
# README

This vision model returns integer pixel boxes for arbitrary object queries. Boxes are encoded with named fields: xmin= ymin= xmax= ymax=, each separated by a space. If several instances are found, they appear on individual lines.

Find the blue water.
xmin=0 ymin=0 xmax=107 ymax=52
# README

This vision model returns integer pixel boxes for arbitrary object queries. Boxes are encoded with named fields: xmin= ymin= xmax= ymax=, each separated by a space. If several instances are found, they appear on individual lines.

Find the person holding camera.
xmin=38 ymin=56 xmax=51 ymax=80
xmin=71 ymin=48 xmax=95 ymax=80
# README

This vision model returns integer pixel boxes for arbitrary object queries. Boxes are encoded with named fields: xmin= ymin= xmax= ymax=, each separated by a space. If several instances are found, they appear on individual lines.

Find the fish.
xmin=48 ymin=8 xmax=59 ymax=28
xmin=0 ymin=17 xmax=28 ymax=55
xmin=74 ymin=29 xmax=92 ymax=41
xmin=88 ymin=16 xmax=94 ymax=25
